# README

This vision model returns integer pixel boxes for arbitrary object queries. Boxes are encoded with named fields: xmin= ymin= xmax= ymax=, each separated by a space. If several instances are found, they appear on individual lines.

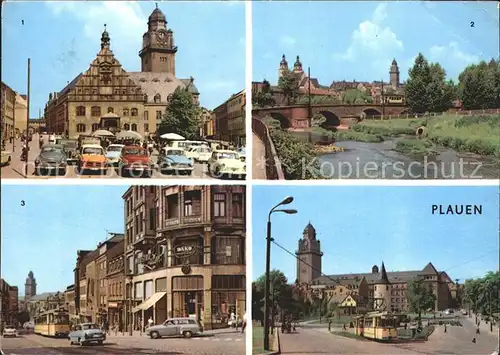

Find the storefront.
xmin=107 ymin=302 xmax=123 ymax=330
xmin=211 ymin=275 xmax=246 ymax=329
xmin=172 ymin=275 xmax=204 ymax=321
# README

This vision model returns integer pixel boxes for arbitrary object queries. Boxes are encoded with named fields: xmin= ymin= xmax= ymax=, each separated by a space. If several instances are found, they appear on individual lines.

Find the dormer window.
xmin=139 ymin=78 xmax=146 ymax=83
xmin=143 ymin=94 xmax=148 ymax=102
xmin=154 ymin=94 xmax=161 ymax=103
xmin=152 ymin=78 xmax=160 ymax=83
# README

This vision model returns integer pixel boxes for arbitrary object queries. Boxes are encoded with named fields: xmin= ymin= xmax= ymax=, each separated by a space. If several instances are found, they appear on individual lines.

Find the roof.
xmin=127 ymin=72 xmax=198 ymax=104
xmin=315 ymin=262 xmax=441 ymax=285
xmin=81 ymin=144 xmax=103 ymax=149
xmin=80 ymin=249 xmax=99 ymax=269
xmin=59 ymin=73 xmax=83 ymax=96
xmin=378 ymin=262 xmax=390 ymax=285
xmin=106 ymin=239 xmax=125 ymax=261
xmin=312 ymin=275 xmax=365 ymax=288
xmin=27 ymin=292 xmax=60 ymax=301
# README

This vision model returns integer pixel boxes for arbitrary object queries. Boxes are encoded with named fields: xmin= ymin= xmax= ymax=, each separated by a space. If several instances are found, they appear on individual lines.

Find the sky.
xmin=252 ymin=186 xmax=499 ymax=284
xmin=1 ymin=185 xmax=128 ymax=295
xmin=253 ymin=1 xmax=499 ymax=85
xmin=1 ymin=1 xmax=245 ymax=114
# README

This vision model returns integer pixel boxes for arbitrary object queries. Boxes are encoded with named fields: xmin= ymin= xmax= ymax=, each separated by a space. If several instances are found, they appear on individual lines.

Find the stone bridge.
xmin=252 ymin=104 xmax=408 ymax=129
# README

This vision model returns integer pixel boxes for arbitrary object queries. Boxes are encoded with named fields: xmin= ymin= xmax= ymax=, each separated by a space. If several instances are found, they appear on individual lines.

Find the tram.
xmin=354 ymin=311 xmax=398 ymax=341
xmin=34 ymin=308 xmax=70 ymax=337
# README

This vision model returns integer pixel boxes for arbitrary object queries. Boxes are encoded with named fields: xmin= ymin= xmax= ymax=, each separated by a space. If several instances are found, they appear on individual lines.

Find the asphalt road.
xmin=1 ymin=135 xmax=242 ymax=180
xmin=1 ymin=331 xmax=245 ymax=355
xmin=279 ymin=320 xmax=499 ymax=355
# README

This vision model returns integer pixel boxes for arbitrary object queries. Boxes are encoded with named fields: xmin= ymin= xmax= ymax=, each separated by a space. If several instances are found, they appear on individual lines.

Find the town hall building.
xmin=44 ymin=6 xmax=199 ymax=138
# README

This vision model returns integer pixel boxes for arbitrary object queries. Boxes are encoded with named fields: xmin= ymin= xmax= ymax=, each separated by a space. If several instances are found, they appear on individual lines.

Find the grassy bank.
xmin=252 ymin=325 xmax=275 ymax=354
xmin=394 ymin=139 xmax=437 ymax=156
xmin=311 ymin=126 xmax=383 ymax=143
xmin=355 ymin=115 xmax=500 ymax=157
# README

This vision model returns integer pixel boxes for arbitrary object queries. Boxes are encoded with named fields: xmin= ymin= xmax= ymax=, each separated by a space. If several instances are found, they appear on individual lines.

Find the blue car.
xmin=157 ymin=148 xmax=194 ymax=175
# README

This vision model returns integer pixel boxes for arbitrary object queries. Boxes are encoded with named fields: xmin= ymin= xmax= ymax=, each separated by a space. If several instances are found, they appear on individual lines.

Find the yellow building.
xmin=14 ymin=94 xmax=28 ymax=136
xmin=1 ymin=81 xmax=16 ymax=143
xmin=226 ymin=90 xmax=246 ymax=146
xmin=44 ymin=7 xmax=199 ymax=139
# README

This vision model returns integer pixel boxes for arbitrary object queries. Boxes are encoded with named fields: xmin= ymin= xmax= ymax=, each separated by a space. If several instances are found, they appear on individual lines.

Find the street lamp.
xmin=264 ymin=196 xmax=297 ymax=351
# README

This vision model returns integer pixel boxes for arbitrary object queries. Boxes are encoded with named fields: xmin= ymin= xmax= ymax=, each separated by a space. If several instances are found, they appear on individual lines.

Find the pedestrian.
xmin=444 ymin=324 xmax=447 ymax=333
xmin=148 ymin=316 xmax=154 ymax=329
xmin=472 ymin=337 xmax=476 ymax=343
xmin=241 ymin=312 xmax=247 ymax=334
xmin=476 ymin=325 xmax=480 ymax=334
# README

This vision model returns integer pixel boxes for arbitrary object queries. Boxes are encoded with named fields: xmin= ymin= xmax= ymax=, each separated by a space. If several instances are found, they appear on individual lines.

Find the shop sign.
xmin=108 ymin=302 xmax=118 ymax=308
xmin=174 ymin=245 xmax=197 ymax=258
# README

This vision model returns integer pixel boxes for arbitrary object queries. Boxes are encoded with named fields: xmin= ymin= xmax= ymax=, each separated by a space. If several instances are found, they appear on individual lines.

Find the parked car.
xmin=34 ymin=144 xmax=68 ymax=176
xmin=237 ymin=147 xmax=246 ymax=162
xmin=1 ymin=150 xmax=12 ymax=166
xmin=207 ymin=150 xmax=246 ymax=179
xmin=147 ymin=318 xmax=202 ymax=339
xmin=77 ymin=144 xmax=107 ymax=174
xmin=105 ymin=144 xmax=125 ymax=167
xmin=185 ymin=145 xmax=212 ymax=163
xmin=157 ymin=148 xmax=194 ymax=175
xmin=48 ymin=134 xmax=56 ymax=144
xmin=3 ymin=325 xmax=17 ymax=338
xmin=57 ymin=138 xmax=79 ymax=164
xmin=118 ymin=145 xmax=152 ymax=177
xmin=69 ymin=323 xmax=106 ymax=346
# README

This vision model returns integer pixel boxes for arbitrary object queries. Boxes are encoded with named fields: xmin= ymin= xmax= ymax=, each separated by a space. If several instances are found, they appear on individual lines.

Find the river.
xmin=290 ymin=131 xmax=499 ymax=179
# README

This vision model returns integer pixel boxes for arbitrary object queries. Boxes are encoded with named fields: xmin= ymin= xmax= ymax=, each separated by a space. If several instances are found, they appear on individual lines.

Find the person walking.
xmin=148 ymin=316 xmax=154 ymax=329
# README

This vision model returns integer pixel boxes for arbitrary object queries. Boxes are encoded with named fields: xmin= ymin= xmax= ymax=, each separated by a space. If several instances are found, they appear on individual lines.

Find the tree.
xmin=157 ymin=87 xmax=201 ymax=139
xmin=464 ymin=271 xmax=499 ymax=317
xmin=342 ymin=88 xmax=372 ymax=105
xmin=406 ymin=280 xmax=437 ymax=321
xmin=278 ymin=68 xmax=300 ymax=105
xmin=458 ymin=60 xmax=500 ymax=109
xmin=404 ymin=53 xmax=456 ymax=113
xmin=253 ymin=79 xmax=276 ymax=108
xmin=17 ymin=311 xmax=31 ymax=325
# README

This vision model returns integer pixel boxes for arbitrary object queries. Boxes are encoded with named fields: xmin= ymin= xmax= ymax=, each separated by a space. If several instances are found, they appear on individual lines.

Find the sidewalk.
xmin=465 ymin=312 xmax=500 ymax=335
xmin=107 ymin=327 xmax=243 ymax=338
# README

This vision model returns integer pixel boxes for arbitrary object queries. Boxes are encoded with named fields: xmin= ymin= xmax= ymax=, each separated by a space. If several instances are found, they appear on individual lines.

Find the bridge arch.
xmin=265 ymin=112 xmax=291 ymax=129
xmin=362 ymin=108 xmax=382 ymax=117
xmin=318 ymin=110 xmax=341 ymax=128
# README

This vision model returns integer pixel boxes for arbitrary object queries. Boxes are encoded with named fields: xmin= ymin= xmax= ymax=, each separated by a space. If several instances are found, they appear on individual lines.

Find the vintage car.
xmin=105 ymin=144 xmax=125 ymax=167
xmin=157 ymin=148 xmax=194 ymax=175
xmin=68 ymin=323 xmax=106 ymax=346
xmin=118 ymin=145 xmax=152 ymax=177
xmin=1 ymin=150 xmax=12 ymax=166
xmin=56 ymin=138 xmax=79 ymax=164
xmin=147 ymin=317 xmax=202 ymax=339
xmin=34 ymin=144 xmax=68 ymax=176
xmin=3 ymin=325 xmax=17 ymax=338
xmin=185 ymin=145 xmax=212 ymax=163
xmin=77 ymin=144 xmax=107 ymax=174
xmin=207 ymin=150 xmax=246 ymax=179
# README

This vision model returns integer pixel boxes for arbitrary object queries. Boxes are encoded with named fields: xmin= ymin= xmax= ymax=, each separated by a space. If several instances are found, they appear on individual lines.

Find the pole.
xmin=263 ymin=219 xmax=272 ymax=351
xmin=25 ymin=58 xmax=31 ymax=177
xmin=12 ymin=99 xmax=15 ymax=152
xmin=270 ymin=283 xmax=274 ymax=335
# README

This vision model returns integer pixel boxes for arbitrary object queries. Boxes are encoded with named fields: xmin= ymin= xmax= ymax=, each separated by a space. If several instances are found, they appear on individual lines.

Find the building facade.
xmin=123 ymin=185 xmax=246 ymax=330
xmin=1 ymin=82 xmax=16 ymax=143
xmin=44 ymin=7 xmax=199 ymax=138
xmin=106 ymin=239 xmax=126 ymax=329
xmin=296 ymin=223 xmax=455 ymax=313
xmin=0 ymin=279 xmax=19 ymax=326
xmin=211 ymin=89 xmax=245 ymax=146
xmin=63 ymin=285 xmax=76 ymax=322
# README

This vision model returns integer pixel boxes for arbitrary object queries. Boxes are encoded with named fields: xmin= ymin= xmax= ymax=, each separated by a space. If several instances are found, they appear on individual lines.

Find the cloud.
xmin=429 ymin=42 xmax=480 ymax=66
xmin=333 ymin=4 xmax=403 ymax=62
xmin=280 ymin=35 xmax=296 ymax=46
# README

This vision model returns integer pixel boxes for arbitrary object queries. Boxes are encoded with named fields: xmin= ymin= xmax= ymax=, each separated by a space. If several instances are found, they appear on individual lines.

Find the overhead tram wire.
xmin=271 ymin=239 xmax=499 ymax=286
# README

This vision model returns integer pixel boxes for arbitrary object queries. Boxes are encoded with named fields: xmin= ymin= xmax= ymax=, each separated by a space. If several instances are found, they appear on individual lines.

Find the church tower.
xmin=139 ymin=5 xmax=177 ymax=74
xmin=24 ymin=271 xmax=37 ymax=300
xmin=279 ymin=54 xmax=288 ymax=78
xmin=389 ymin=58 xmax=400 ymax=88
xmin=293 ymin=55 xmax=303 ymax=74
xmin=295 ymin=222 xmax=323 ymax=284
xmin=373 ymin=262 xmax=391 ymax=311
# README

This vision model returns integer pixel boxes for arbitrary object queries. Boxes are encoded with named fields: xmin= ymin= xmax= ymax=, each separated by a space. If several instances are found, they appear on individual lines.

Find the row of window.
xmin=76 ymin=106 xmax=139 ymax=117
xmin=76 ymin=123 xmax=143 ymax=133
xmin=109 ymin=281 xmax=124 ymax=297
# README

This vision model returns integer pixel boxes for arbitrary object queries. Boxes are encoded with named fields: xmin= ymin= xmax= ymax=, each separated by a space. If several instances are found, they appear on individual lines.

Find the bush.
xmin=394 ymin=139 xmax=437 ymax=155
xmin=335 ymin=130 xmax=383 ymax=143
xmin=269 ymin=129 xmax=320 ymax=180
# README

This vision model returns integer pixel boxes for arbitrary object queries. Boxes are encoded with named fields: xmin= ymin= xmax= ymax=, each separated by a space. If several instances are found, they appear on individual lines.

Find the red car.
xmin=118 ymin=145 xmax=152 ymax=177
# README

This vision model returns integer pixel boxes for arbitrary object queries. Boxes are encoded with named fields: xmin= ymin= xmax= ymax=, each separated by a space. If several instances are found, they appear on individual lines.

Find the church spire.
xmin=101 ymin=24 xmax=110 ymax=50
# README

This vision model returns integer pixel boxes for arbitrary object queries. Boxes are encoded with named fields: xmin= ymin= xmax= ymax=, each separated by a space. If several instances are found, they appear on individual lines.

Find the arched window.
xmin=76 ymin=124 xmax=86 ymax=133
xmin=143 ymin=94 xmax=148 ymax=102
xmin=154 ymin=94 xmax=161 ymax=103
xmin=107 ymin=107 xmax=114 ymax=113
xmin=76 ymin=106 xmax=86 ymax=116
xmin=123 ymin=123 xmax=130 ymax=130
xmin=91 ymin=123 xmax=99 ymax=132
xmin=123 ymin=108 xmax=129 ymax=116
xmin=131 ymin=108 xmax=138 ymax=116
xmin=91 ymin=106 xmax=101 ymax=116
xmin=131 ymin=123 xmax=138 ymax=132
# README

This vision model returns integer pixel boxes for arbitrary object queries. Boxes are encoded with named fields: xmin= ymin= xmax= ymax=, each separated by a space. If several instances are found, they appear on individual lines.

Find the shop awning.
xmin=132 ymin=292 xmax=166 ymax=313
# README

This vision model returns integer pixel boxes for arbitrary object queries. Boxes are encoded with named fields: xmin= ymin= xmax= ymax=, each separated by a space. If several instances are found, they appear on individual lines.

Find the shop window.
xmin=232 ymin=193 xmax=243 ymax=218
xmin=172 ymin=276 xmax=203 ymax=291
xmin=212 ymin=236 xmax=243 ymax=265
xmin=213 ymin=193 xmax=226 ymax=217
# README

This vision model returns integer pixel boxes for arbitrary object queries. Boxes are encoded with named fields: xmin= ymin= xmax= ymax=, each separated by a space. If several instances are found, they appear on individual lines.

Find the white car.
xmin=105 ymin=144 xmax=125 ymax=166
xmin=48 ymin=134 xmax=56 ymax=144
xmin=207 ymin=150 xmax=246 ymax=180
xmin=186 ymin=146 xmax=212 ymax=163
xmin=3 ymin=325 xmax=17 ymax=337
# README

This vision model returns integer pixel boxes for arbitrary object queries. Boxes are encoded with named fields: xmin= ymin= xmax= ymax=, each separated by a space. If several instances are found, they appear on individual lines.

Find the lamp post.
xmin=264 ymin=196 xmax=297 ymax=351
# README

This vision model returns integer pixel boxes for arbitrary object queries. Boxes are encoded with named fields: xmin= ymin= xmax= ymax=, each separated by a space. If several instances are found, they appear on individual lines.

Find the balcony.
xmin=164 ymin=217 xmax=179 ymax=227
xmin=182 ymin=215 xmax=202 ymax=225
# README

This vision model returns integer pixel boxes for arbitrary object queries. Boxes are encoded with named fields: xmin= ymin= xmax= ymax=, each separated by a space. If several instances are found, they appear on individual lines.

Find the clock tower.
xmin=139 ymin=5 xmax=177 ymax=74
xmin=295 ymin=222 xmax=323 ymax=285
